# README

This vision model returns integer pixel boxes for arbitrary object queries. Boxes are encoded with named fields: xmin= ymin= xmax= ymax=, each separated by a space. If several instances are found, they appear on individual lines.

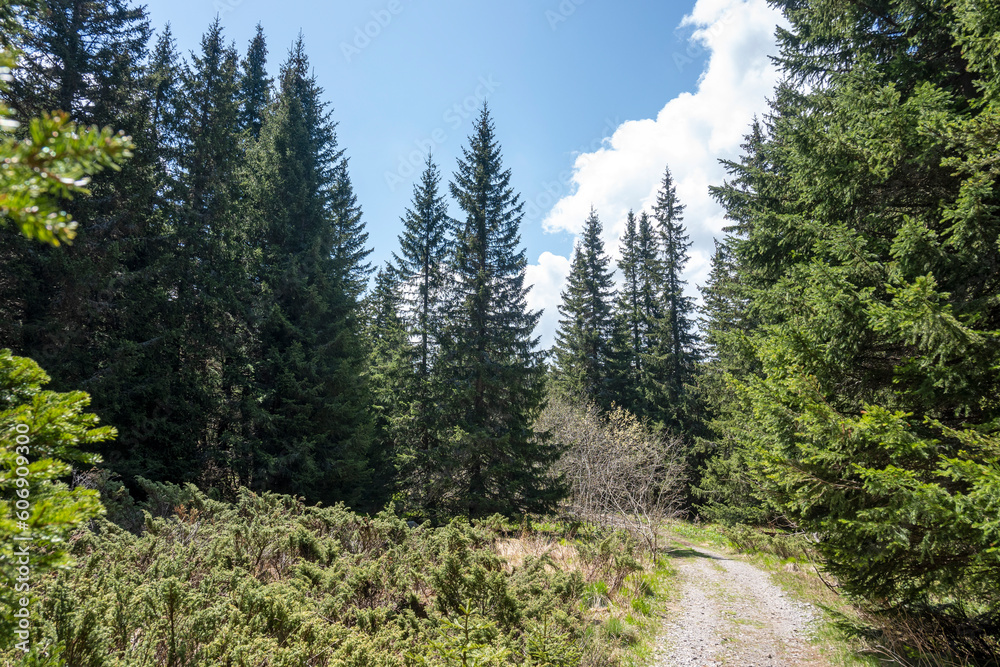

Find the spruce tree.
xmin=330 ymin=158 xmax=373 ymax=300
xmin=393 ymin=155 xmax=452 ymax=380
xmin=239 ymin=24 xmax=271 ymax=139
xmin=614 ymin=211 xmax=643 ymax=356
xmin=645 ymin=166 xmax=699 ymax=433
xmin=389 ymin=155 xmax=452 ymax=498
xmin=609 ymin=210 xmax=661 ymax=418
xmin=438 ymin=105 xmax=565 ymax=517
xmin=551 ymin=207 xmax=616 ymax=407
xmin=6 ymin=0 xmax=150 ymax=127
xmin=364 ymin=264 xmax=417 ymax=503
xmin=0 ymin=0 xmax=182 ymax=485
xmin=248 ymin=37 xmax=372 ymax=506
xmin=148 ymin=25 xmax=181 ymax=153
xmin=636 ymin=211 xmax=661 ymax=333
xmin=158 ymin=20 xmax=256 ymax=486
xmin=608 ymin=210 xmax=643 ymax=410
xmin=691 ymin=237 xmax=766 ymax=523
xmin=704 ymin=0 xmax=1000 ymax=613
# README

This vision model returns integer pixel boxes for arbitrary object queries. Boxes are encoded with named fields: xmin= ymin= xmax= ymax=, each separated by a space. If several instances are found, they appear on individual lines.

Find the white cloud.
xmin=527 ymin=0 xmax=787 ymax=348
xmin=525 ymin=251 xmax=572 ymax=348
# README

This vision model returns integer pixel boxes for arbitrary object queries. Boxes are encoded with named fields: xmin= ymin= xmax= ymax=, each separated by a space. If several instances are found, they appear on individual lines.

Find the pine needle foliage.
xmin=0 ymin=350 xmax=111 ymax=644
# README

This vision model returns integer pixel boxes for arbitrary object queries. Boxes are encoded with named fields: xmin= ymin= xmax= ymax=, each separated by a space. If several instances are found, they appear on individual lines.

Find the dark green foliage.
xmin=239 ymin=24 xmax=271 ymax=138
xmin=645 ymin=167 xmax=699 ymax=433
xmin=393 ymin=155 xmax=452 ymax=381
xmin=438 ymin=105 xmax=565 ymax=518
xmin=364 ymin=265 xmax=417 ymax=502
xmin=5 ymin=0 xmax=150 ymax=126
xmin=154 ymin=20 xmax=257 ymax=487
xmin=148 ymin=25 xmax=181 ymax=150
xmin=604 ymin=170 xmax=701 ymax=436
xmin=608 ymin=211 xmax=660 ymax=416
xmin=0 ymin=0 xmax=169 ymax=488
xmin=701 ymin=0 xmax=1000 ymax=620
xmin=330 ymin=157 xmax=374 ymax=301
xmin=693 ymin=125 xmax=772 ymax=524
xmin=248 ymin=38 xmax=373 ymax=506
xmin=0 ymin=485 xmax=597 ymax=665
xmin=0 ymin=0 xmax=155 ymax=379
xmin=772 ymin=0 xmax=973 ymax=95
xmin=385 ymin=157 xmax=453 ymax=507
xmin=607 ymin=210 xmax=642 ymax=409
xmin=551 ymin=208 xmax=616 ymax=408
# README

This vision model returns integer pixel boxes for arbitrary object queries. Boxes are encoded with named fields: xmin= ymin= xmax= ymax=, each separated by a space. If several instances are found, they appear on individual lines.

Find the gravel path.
xmin=654 ymin=545 xmax=825 ymax=666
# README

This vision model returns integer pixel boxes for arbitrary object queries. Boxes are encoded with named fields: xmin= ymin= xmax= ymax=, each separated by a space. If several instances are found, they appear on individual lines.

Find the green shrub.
xmin=0 ymin=483 xmax=607 ymax=665
xmin=0 ymin=350 xmax=112 ymax=651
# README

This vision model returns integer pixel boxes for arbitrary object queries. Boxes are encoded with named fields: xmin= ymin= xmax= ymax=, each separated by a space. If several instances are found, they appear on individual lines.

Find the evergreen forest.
xmin=1 ymin=0 xmax=998 ymax=664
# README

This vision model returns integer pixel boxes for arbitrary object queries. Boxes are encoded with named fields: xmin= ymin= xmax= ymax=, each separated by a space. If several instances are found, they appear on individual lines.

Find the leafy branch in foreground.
xmin=1 ymin=29 xmax=132 ymax=245
xmin=0 ymin=350 xmax=113 ymax=644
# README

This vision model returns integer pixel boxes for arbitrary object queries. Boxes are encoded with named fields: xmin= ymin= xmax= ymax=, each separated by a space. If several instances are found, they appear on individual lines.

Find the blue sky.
xmin=143 ymin=0 xmax=787 ymax=347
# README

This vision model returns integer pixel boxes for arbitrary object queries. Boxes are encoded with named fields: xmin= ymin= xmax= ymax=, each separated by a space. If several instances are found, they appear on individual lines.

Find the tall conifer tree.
xmin=607 ymin=210 xmax=642 ymax=409
xmin=552 ymin=207 xmax=616 ymax=407
xmin=609 ymin=210 xmax=661 ymax=417
xmin=364 ymin=264 xmax=417 ymax=502
xmin=646 ymin=166 xmax=699 ymax=432
xmin=0 ymin=0 xmax=185 ymax=483
xmin=389 ymin=155 xmax=452 ymax=499
xmin=157 ymin=21 xmax=256 ymax=485
xmin=330 ymin=159 xmax=373 ymax=300
xmin=249 ymin=37 xmax=372 ymax=506
xmin=437 ymin=105 xmax=564 ymax=517
xmin=394 ymin=155 xmax=452 ymax=379
xmin=239 ymin=24 xmax=271 ymax=139
xmin=614 ymin=211 xmax=643 ymax=356
xmin=702 ymin=0 xmax=1000 ymax=611
xmin=148 ymin=25 xmax=181 ymax=156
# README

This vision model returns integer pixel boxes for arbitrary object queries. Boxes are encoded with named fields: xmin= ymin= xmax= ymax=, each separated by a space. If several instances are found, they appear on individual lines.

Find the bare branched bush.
xmin=537 ymin=396 xmax=686 ymax=551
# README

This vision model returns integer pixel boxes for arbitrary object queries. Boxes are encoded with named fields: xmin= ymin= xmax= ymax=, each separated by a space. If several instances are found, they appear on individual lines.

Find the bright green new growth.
xmin=0 ymin=350 xmax=113 ymax=640
xmin=0 ymin=0 xmax=133 ymax=246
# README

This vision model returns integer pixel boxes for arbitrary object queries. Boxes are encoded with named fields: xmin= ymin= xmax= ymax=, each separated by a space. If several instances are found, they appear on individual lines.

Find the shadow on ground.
xmin=664 ymin=547 xmax=727 ymax=560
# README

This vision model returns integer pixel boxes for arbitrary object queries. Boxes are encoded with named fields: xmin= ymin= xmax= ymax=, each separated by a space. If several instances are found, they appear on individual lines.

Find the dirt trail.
xmin=655 ymin=545 xmax=826 ymax=667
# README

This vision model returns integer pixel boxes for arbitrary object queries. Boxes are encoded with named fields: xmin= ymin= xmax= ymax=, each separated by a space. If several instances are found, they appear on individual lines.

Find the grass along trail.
xmin=654 ymin=542 xmax=826 ymax=667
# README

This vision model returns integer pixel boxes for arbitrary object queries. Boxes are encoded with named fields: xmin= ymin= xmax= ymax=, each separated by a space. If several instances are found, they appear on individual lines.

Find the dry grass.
xmin=488 ymin=525 xmax=682 ymax=667
xmin=494 ymin=535 xmax=582 ymax=575
xmin=493 ymin=531 xmax=667 ymax=619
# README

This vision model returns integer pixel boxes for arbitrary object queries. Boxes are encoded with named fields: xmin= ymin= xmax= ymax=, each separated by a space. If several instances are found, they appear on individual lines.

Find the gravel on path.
xmin=654 ymin=545 xmax=826 ymax=667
